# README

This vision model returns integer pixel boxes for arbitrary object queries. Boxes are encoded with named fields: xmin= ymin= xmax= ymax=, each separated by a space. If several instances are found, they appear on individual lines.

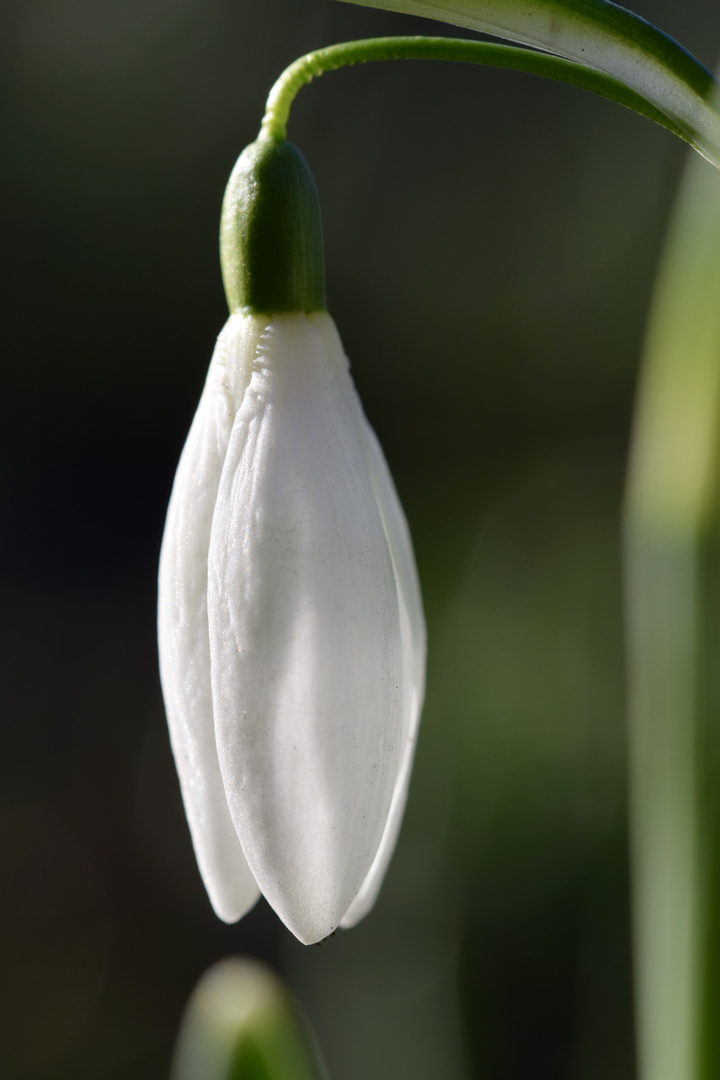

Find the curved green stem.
xmin=337 ymin=1 xmax=720 ymax=167
xmin=261 ymin=36 xmax=717 ymax=164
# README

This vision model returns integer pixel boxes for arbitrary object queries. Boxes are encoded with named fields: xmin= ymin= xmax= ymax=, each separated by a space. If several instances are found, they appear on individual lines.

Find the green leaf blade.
xmin=624 ymin=51 xmax=720 ymax=1080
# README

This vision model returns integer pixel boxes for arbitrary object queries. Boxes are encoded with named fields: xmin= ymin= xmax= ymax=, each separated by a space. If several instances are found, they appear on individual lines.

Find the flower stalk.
xmin=336 ymin=0 xmax=720 ymax=165
xmin=261 ymin=35 xmax=699 ymax=155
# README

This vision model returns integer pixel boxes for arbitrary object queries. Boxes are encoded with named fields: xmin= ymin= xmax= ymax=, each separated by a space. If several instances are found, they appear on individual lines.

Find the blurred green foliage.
xmin=625 ymin=92 xmax=720 ymax=1080
xmin=172 ymin=959 xmax=325 ymax=1080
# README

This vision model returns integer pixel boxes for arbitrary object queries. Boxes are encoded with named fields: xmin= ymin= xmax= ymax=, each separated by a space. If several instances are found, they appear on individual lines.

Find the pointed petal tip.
xmin=287 ymin=919 xmax=339 ymax=947
xmin=207 ymin=881 xmax=261 ymax=925
xmin=269 ymin=892 xmax=343 ymax=945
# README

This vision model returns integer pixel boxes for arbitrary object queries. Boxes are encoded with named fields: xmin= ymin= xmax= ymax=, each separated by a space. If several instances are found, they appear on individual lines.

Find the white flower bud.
xmin=158 ymin=309 xmax=425 ymax=944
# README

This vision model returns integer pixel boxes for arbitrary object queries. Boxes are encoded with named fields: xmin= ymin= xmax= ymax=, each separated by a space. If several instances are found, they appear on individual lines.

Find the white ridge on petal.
xmin=308 ymin=315 xmax=427 ymax=928
xmin=207 ymin=314 xmax=405 ymax=945
xmin=158 ymin=313 xmax=265 ymax=923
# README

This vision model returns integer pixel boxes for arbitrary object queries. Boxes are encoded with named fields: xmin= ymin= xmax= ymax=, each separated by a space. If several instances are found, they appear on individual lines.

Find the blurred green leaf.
xmin=172 ymin=958 xmax=327 ymax=1080
xmin=625 ymin=67 xmax=720 ymax=1080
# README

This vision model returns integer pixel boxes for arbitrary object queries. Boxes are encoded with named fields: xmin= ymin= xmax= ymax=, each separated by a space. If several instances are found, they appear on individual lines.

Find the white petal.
xmin=307 ymin=315 xmax=426 ymax=928
xmin=340 ymin=418 xmax=426 ymax=926
xmin=158 ymin=313 xmax=264 ymax=922
xmin=207 ymin=314 xmax=404 ymax=944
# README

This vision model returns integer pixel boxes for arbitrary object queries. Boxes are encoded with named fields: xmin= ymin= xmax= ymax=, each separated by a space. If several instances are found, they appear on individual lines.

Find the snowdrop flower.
xmin=158 ymin=136 xmax=425 ymax=944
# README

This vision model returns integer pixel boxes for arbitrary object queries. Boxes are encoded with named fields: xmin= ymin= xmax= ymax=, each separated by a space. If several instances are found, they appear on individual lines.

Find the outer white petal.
xmin=207 ymin=314 xmax=404 ymax=945
xmin=158 ymin=313 xmax=264 ymax=922
xmin=340 ymin=420 xmax=426 ymax=926
xmin=307 ymin=315 xmax=426 ymax=928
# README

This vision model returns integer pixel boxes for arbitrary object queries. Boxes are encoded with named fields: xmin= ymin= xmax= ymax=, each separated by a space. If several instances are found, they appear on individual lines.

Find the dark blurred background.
xmin=1 ymin=1 xmax=719 ymax=1077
